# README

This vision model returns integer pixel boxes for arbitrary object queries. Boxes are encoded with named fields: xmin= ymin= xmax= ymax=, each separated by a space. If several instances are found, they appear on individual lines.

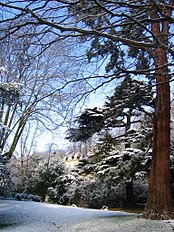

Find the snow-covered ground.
xmin=0 ymin=200 xmax=173 ymax=232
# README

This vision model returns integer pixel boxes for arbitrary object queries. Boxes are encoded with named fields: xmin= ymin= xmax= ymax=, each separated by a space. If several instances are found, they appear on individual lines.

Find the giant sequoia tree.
xmin=0 ymin=1 xmax=174 ymax=219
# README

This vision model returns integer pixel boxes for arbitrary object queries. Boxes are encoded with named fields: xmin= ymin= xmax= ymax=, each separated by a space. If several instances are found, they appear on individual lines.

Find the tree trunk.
xmin=125 ymin=114 xmax=131 ymax=148
xmin=124 ymin=113 xmax=135 ymax=207
xmin=125 ymin=180 xmax=135 ymax=208
xmin=142 ymin=8 xmax=174 ymax=219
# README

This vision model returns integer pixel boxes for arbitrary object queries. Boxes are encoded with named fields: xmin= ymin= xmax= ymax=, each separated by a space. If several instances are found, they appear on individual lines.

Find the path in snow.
xmin=0 ymin=200 xmax=173 ymax=232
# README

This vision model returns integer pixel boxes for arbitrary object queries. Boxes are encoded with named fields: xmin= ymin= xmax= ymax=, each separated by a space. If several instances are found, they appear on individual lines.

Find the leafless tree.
xmin=0 ymin=29 xmax=82 ymax=159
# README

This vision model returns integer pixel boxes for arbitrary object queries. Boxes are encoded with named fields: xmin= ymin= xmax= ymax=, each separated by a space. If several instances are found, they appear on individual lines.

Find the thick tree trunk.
xmin=142 ymin=8 xmax=174 ymax=219
xmin=143 ymin=73 xmax=173 ymax=219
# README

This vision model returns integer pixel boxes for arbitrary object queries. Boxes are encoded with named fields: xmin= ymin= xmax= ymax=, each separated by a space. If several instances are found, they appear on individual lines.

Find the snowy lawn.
xmin=0 ymin=200 xmax=173 ymax=232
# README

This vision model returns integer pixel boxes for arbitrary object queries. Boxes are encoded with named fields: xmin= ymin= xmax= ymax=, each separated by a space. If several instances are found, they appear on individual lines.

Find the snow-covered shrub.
xmin=67 ymin=176 xmax=125 ymax=209
xmin=9 ymin=154 xmax=75 ymax=204
xmin=14 ymin=193 xmax=42 ymax=202
xmin=133 ymin=172 xmax=149 ymax=204
xmin=69 ymin=146 xmax=151 ymax=208
xmin=9 ymin=154 xmax=46 ymax=194
xmin=46 ymin=174 xmax=77 ymax=204
xmin=68 ymin=178 xmax=102 ymax=208
xmin=0 ymin=155 xmax=15 ymax=196
xmin=31 ymin=155 xmax=69 ymax=202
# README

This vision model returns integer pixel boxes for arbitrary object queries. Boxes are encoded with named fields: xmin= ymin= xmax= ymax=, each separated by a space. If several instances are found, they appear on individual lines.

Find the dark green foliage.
xmin=66 ymin=77 xmax=154 ymax=208
xmin=86 ymin=39 xmax=123 ymax=73
xmin=67 ymin=77 xmax=154 ymax=146
xmin=66 ymin=127 xmax=93 ymax=142
xmin=68 ymin=0 xmax=108 ymax=29
xmin=105 ymin=76 xmax=154 ymax=123
xmin=66 ymin=107 xmax=104 ymax=142
xmin=78 ymin=107 xmax=104 ymax=128
xmin=31 ymin=156 xmax=67 ymax=201
xmin=69 ymin=0 xmax=153 ymax=74
xmin=70 ymin=144 xmax=150 ymax=208
xmin=69 ymin=178 xmax=123 ymax=209
xmin=9 ymin=154 xmax=68 ymax=202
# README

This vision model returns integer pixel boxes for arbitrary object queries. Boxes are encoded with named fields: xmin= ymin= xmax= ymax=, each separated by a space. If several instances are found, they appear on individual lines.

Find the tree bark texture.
xmin=142 ymin=7 xmax=174 ymax=219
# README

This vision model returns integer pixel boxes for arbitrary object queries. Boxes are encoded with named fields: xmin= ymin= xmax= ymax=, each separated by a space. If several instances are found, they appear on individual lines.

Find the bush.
xmin=31 ymin=156 xmax=69 ymax=202
xmin=68 ymin=177 xmax=125 ymax=209
xmin=14 ymin=193 xmax=42 ymax=202
xmin=0 ymin=156 xmax=15 ymax=196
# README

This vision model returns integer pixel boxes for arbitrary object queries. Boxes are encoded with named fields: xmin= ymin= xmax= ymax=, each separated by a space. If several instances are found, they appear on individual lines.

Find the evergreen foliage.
xmin=104 ymin=77 xmax=154 ymax=127
xmin=28 ymin=156 xmax=67 ymax=201
xmin=66 ymin=107 xmax=104 ymax=142
xmin=66 ymin=77 xmax=154 ymax=147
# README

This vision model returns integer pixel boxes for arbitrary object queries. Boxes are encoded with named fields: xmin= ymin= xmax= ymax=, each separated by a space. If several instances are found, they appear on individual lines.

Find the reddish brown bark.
xmin=142 ymin=4 xmax=174 ymax=219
